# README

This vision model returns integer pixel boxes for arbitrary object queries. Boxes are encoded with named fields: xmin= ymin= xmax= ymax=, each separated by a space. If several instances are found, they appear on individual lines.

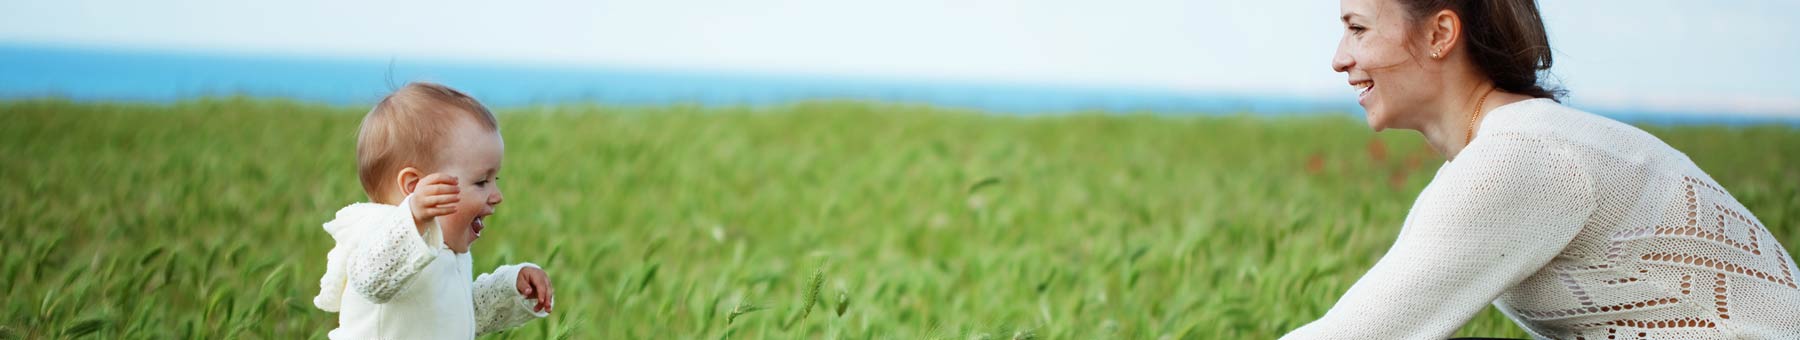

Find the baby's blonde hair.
xmin=356 ymin=82 xmax=499 ymax=204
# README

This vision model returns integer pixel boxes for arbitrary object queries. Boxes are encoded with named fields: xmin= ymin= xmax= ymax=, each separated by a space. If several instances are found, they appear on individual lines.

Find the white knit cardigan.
xmin=314 ymin=195 xmax=549 ymax=339
xmin=1282 ymin=99 xmax=1800 ymax=339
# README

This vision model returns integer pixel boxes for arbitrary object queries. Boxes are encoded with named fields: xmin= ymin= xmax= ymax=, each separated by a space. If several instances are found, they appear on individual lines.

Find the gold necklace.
xmin=1466 ymin=87 xmax=1496 ymax=145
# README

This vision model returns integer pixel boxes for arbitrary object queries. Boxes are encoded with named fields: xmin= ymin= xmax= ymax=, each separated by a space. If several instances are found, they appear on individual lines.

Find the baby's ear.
xmin=396 ymin=167 xmax=424 ymax=196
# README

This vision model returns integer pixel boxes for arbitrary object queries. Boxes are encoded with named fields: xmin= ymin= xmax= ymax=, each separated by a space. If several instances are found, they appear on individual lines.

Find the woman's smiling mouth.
xmin=1351 ymin=80 xmax=1375 ymax=105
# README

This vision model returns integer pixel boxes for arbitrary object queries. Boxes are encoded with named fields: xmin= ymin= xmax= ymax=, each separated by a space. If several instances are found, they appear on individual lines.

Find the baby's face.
xmin=433 ymin=121 xmax=505 ymax=253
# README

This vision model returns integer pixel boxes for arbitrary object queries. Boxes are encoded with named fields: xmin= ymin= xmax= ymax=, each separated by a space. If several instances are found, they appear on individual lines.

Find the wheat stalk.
xmin=783 ymin=268 xmax=825 ymax=329
xmin=834 ymin=289 xmax=849 ymax=317
xmin=726 ymin=302 xmax=765 ymax=326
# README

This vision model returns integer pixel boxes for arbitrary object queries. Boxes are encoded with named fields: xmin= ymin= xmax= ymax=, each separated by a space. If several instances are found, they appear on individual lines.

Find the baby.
xmin=314 ymin=82 xmax=554 ymax=339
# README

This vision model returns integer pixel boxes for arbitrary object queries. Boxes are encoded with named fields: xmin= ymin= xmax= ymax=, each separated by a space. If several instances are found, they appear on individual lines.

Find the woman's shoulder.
xmin=1477 ymin=98 xmax=1676 ymax=159
xmin=1470 ymin=98 xmax=1708 ymax=185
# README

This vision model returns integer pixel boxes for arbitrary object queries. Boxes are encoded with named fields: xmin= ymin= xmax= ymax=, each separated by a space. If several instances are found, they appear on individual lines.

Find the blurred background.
xmin=2 ymin=1 xmax=1797 ymax=339
xmin=4 ymin=0 xmax=1798 ymax=121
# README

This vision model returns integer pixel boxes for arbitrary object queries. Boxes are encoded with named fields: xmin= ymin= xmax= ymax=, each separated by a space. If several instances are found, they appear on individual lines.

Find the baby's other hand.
xmin=409 ymin=173 xmax=460 ymax=230
xmin=517 ymin=266 xmax=554 ymax=313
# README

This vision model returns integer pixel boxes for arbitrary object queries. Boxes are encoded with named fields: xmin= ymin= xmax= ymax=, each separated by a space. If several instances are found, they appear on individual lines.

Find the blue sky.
xmin=2 ymin=0 xmax=1797 ymax=117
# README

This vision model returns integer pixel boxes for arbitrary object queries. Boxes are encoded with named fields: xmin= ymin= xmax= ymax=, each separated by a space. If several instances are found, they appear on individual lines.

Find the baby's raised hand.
xmin=517 ymin=266 xmax=554 ymax=313
xmin=409 ymin=173 xmax=460 ymax=230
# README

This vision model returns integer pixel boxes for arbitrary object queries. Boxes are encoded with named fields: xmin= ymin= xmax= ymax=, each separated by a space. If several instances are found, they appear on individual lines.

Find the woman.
xmin=1282 ymin=0 xmax=1800 ymax=339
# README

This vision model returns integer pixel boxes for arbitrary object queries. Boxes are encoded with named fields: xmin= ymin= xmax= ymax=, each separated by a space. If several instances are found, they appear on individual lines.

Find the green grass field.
xmin=3 ymin=98 xmax=1797 ymax=339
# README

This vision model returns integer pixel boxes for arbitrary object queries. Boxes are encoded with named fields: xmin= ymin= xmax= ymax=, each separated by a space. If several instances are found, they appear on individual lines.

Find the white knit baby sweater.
xmin=314 ymin=195 xmax=549 ymax=339
xmin=1283 ymin=99 xmax=1800 ymax=340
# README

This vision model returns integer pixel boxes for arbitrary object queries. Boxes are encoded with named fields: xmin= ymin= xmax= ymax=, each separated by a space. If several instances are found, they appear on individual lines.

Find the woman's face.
xmin=1333 ymin=0 xmax=1439 ymax=131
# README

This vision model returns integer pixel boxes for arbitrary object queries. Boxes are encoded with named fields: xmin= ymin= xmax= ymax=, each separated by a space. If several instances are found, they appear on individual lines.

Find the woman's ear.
xmin=396 ymin=167 xmax=424 ymax=197
xmin=1428 ymin=8 xmax=1462 ymax=59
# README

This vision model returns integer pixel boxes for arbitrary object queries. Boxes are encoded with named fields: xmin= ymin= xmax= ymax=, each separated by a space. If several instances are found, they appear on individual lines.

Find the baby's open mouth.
xmin=473 ymin=216 xmax=486 ymax=239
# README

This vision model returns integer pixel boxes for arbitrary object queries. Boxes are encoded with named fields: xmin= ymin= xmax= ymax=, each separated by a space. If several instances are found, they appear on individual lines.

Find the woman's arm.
xmin=1282 ymin=134 xmax=1597 ymax=340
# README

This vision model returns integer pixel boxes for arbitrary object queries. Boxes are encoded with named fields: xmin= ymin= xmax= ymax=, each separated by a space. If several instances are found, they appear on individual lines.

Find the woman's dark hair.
xmin=1400 ymin=0 xmax=1563 ymax=101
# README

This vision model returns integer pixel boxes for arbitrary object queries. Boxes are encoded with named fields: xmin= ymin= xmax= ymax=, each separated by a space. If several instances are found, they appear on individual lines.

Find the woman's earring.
xmin=1431 ymin=50 xmax=1441 ymax=59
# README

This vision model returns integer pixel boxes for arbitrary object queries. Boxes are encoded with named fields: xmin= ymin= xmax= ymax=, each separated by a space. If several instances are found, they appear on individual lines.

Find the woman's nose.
xmin=1332 ymin=42 xmax=1354 ymax=73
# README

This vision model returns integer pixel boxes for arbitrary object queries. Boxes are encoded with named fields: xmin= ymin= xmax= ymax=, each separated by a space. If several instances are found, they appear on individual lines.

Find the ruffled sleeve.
xmin=474 ymin=262 xmax=551 ymax=334
xmin=342 ymin=195 xmax=443 ymax=304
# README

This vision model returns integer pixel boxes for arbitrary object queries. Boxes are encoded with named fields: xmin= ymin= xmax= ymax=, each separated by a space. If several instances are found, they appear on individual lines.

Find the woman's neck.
xmin=1419 ymin=83 xmax=1529 ymax=161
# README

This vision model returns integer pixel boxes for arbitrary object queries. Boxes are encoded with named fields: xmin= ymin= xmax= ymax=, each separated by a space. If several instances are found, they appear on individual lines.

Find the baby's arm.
xmin=474 ymin=263 xmax=552 ymax=335
xmin=346 ymin=174 xmax=460 ymax=302
xmin=344 ymin=199 xmax=446 ymax=303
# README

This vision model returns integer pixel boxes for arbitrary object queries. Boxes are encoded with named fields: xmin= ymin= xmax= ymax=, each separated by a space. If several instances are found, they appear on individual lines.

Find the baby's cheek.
xmin=464 ymin=188 xmax=489 ymax=205
xmin=447 ymin=199 xmax=478 ymax=228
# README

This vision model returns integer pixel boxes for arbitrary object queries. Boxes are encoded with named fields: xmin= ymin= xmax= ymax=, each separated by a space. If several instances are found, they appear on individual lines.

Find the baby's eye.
xmin=474 ymin=180 xmax=490 ymax=187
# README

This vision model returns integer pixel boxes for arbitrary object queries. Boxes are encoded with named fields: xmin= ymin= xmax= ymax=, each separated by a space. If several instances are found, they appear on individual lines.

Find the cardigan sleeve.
xmin=344 ymin=195 xmax=441 ymax=303
xmin=474 ymin=262 xmax=551 ymax=335
xmin=1281 ymin=134 xmax=1597 ymax=340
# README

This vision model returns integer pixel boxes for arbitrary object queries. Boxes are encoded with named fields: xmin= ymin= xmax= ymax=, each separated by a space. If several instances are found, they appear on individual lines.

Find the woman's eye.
xmin=1349 ymin=26 xmax=1366 ymax=35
